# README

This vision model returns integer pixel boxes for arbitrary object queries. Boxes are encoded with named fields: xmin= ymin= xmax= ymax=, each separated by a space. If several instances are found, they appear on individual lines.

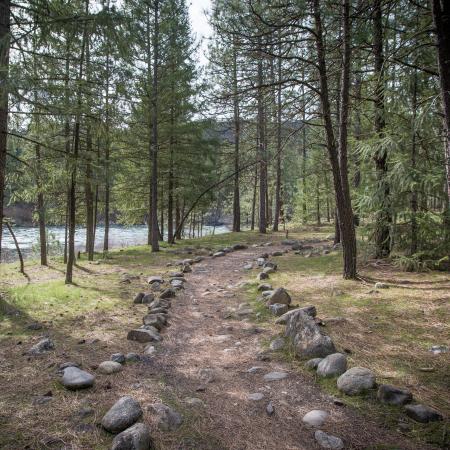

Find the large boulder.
xmin=61 ymin=367 xmax=95 ymax=390
xmin=316 ymin=353 xmax=347 ymax=377
xmin=111 ymin=423 xmax=154 ymax=450
xmin=337 ymin=367 xmax=376 ymax=395
xmin=102 ymin=396 xmax=143 ymax=434
xmin=285 ymin=310 xmax=336 ymax=358
xmin=266 ymin=288 xmax=291 ymax=306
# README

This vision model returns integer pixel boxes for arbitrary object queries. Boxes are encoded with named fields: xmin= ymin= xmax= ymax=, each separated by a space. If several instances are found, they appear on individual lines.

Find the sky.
xmin=189 ymin=0 xmax=213 ymax=66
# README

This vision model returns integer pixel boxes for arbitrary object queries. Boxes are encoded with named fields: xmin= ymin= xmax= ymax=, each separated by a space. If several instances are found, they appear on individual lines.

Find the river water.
xmin=0 ymin=224 xmax=229 ymax=262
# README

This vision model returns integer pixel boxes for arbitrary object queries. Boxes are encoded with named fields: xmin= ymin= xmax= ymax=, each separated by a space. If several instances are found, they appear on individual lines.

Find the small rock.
xmin=126 ymin=353 xmax=140 ymax=363
xmin=111 ymin=353 xmax=126 ymax=364
xmin=160 ymin=288 xmax=176 ymax=299
xmin=257 ymin=283 xmax=272 ymax=292
xmin=263 ymin=266 xmax=275 ymax=274
xmin=314 ymin=430 xmax=344 ymax=449
xmin=61 ymin=367 xmax=95 ymax=390
xmin=248 ymin=393 xmax=264 ymax=401
xmin=269 ymin=303 xmax=289 ymax=316
xmin=429 ymin=345 xmax=448 ymax=354
xmin=232 ymin=243 xmax=248 ymax=250
xmin=247 ymin=366 xmax=264 ymax=373
xmin=148 ymin=276 xmax=163 ymax=284
xmin=32 ymin=395 xmax=53 ymax=406
xmin=213 ymin=251 xmax=226 ymax=257
xmin=144 ymin=345 xmax=156 ymax=356
xmin=148 ymin=403 xmax=183 ymax=431
xmin=243 ymin=264 xmax=253 ymax=270
xmin=302 ymin=410 xmax=329 ymax=427
xmin=374 ymin=282 xmax=389 ymax=289
xmin=404 ymin=404 xmax=443 ymax=423
xmin=257 ymin=272 xmax=269 ymax=280
xmin=275 ymin=306 xmax=317 ymax=324
xmin=133 ymin=293 xmax=145 ymax=304
xmin=271 ymin=251 xmax=283 ymax=257
xmin=317 ymin=353 xmax=347 ymax=377
xmin=141 ymin=293 xmax=155 ymax=304
xmin=198 ymin=368 xmax=216 ymax=383
xmin=98 ymin=361 xmax=123 ymax=375
xmin=185 ymin=397 xmax=204 ymax=407
xmin=102 ymin=396 xmax=143 ymax=433
xmin=263 ymin=371 xmax=288 ymax=382
xmin=305 ymin=358 xmax=323 ymax=369
xmin=111 ymin=423 xmax=154 ymax=450
xmin=127 ymin=328 xmax=161 ymax=343
xmin=59 ymin=361 xmax=80 ymax=370
xmin=26 ymin=322 xmax=43 ymax=331
xmin=269 ymin=337 xmax=285 ymax=351
xmin=266 ymin=288 xmax=291 ymax=306
xmin=28 ymin=338 xmax=55 ymax=355
xmin=266 ymin=401 xmax=275 ymax=416
xmin=337 ymin=367 xmax=376 ymax=395
xmin=377 ymin=384 xmax=412 ymax=406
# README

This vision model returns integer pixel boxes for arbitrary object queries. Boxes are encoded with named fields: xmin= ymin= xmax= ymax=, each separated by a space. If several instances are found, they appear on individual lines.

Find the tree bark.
xmin=36 ymin=143 xmax=47 ymax=265
xmin=150 ymin=0 xmax=160 ymax=251
xmin=5 ymin=221 xmax=23 ymax=274
xmin=232 ymin=42 xmax=241 ymax=232
xmin=431 ymin=0 xmax=450 ymax=243
xmin=313 ymin=0 xmax=357 ymax=279
xmin=273 ymin=39 xmax=282 ymax=232
xmin=373 ymin=0 xmax=391 ymax=258
xmin=0 ymin=0 xmax=10 ymax=262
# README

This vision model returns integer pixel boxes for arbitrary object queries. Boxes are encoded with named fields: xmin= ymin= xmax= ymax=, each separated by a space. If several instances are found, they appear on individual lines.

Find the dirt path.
xmin=146 ymin=245 xmax=429 ymax=450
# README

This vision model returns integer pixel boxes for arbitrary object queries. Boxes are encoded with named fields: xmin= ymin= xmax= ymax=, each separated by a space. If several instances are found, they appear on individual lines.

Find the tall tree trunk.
xmin=232 ymin=42 xmax=241 ymax=232
xmin=66 ymin=0 xmax=88 ymax=284
xmin=0 ymin=0 xmax=10 ymax=262
xmin=313 ymin=0 xmax=357 ymax=279
xmin=251 ymin=165 xmax=257 ymax=230
xmin=373 ymin=0 xmax=391 ymax=258
xmin=36 ymin=143 xmax=47 ymax=265
xmin=257 ymin=42 xmax=267 ymax=233
xmin=175 ymin=195 xmax=181 ymax=240
xmin=431 ymin=0 xmax=450 ymax=244
xmin=273 ymin=41 xmax=282 ymax=232
xmin=410 ymin=67 xmax=418 ymax=255
xmin=150 ymin=0 xmax=160 ymax=251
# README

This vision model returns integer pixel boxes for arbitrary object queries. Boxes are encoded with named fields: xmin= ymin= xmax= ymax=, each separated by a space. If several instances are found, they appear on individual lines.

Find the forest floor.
xmin=0 ymin=226 xmax=448 ymax=449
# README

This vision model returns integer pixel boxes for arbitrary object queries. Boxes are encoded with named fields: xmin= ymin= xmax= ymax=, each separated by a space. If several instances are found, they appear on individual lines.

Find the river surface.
xmin=0 ymin=224 xmax=229 ymax=262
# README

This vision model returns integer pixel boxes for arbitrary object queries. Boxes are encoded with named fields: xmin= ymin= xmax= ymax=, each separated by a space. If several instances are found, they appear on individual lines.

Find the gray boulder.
xmin=316 ymin=353 xmax=347 ymax=377
xmin=269 ymin=303 xmax=289 ymax=316
xmin=266 ymin=288 xmax=291 ymax=306
xmin=337 ymin=367 xmax=376 ymax=395
xmin=61 ymin=367 xmax=95 ymax=390
xmin=377 ymin=384 xmax=412 ymax=406
xmin=263 ymin=261 xmax=277 ymax=270
xmin=98 ymin=361 xmax=123 ymax=375
xmin=275 ymin=306 xmax=317 ymax=325
xmin=302 ymin=410 xmax=329 ymax=427
xmin=285 ymin=310 xmax=336 ymax=358
xmin=404 ymin=404 xmax=442 ymax=423
xmin=102 ymin=396 xmax=143 ymax=434
xmin=257 ymin=272 xmax=269 ymax=280
xmin=127 ymin=328 xmax=161 ymax=343
xmin=111 ymin=423 xmax=154 ymax=450
xmin=141 ymin=293 xmax=155 ymax=304
xmin=125 ymin=353 xmax=140 ymax=362
xmin=170 ymin=279 xmax=184 ymax=289
xmin=148 ymin=403 xmax=183 ymax=431
xmin=133 ymin=293 xmax=145 ymax=304
xmin=314 ymin=430 xmax=344 ymax=449
xmin=28 ymin=338 xmax=55 ymax=355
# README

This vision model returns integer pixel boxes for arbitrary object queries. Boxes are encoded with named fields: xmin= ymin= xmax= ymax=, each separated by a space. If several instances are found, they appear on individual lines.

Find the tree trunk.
xmin=150 ymin=0 xmax=160 ymax=252
xmin=431 ymin=0 xmax=450 ymax=244
xmin=0 ymin=0 xmax=10 ymax=262
xmin=313 ymin=0 xmax=357 ymax=279
xmin=36 ymin=143 xmax=47 ymax=265
xmin=410 ymin=67 xmax=418 ymax=255
xmin=5 ymin=222 xmax=23 ymax=274
xmin=66 ymin=0 xmax=88 ymax=284
xmin=373 ymin=0 xmax=391 ymax=258
xmin=257 ymin=43 xmax=267 ymax=234
xmin=273 ymin=35 xmax=282 ymax=232
xmin=251 ymin=165 xmax=257 ymax=230
xmin=232 ymin=43 xmax=241 ymax=232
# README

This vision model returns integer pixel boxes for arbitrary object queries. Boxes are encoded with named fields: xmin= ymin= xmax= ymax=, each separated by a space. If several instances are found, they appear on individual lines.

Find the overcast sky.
xmin=189 ymin=0 xmax=213 ymax=66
